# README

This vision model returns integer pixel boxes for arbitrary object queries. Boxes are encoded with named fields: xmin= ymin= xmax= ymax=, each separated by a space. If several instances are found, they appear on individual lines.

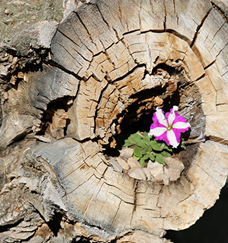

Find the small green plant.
xmin=123 ymin=106 xmax=191 ymax=167
xmin=123 ymin=131 xmax=174 ymax=166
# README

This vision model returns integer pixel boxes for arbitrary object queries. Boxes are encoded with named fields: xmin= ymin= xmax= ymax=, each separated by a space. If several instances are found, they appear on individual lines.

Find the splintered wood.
xmin=66 ymin=31 xmax=203 ymax=145
xmin=1 ymin=0 xmax=228 ymax=242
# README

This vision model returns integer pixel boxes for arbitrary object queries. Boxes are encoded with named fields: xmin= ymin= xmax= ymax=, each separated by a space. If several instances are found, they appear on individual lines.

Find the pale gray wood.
xmin=1 ymin=0 xmax=228 ymax=242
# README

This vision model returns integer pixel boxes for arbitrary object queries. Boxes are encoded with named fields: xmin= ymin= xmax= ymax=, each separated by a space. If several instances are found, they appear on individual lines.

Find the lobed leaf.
xmin=145 ymin=146 xmax=152 ymax=153
xmin=149 ymin=153 xmax=155 ymax=161
xmin=124 ymin=140 xmax=135 ymax=147
xmin=143 ymin=132 xmax=150 ymax=142
xmin=155 ymin=153 xmax=166 ymax=165
xmin=135 ymin=136 xmax=147 ymax=148
xmin=123 ymin=135 xmax=136 ymax=147
xmin=161 ymin=150 xmax=171 ymax=157
xmin=163 ymin=144 xmax=173 ymax=152
xmin=143 ymin=154 xmax=150 ymax=160
xmin=123 ymin=130 xmax=178 ymax=166
xmin=134 ymin=146 xmax=142 ymax=158
xmin=140 ymin=158 xmax=145 ymax=167
xmin=150 ymin=140 xmax=162 ymax=151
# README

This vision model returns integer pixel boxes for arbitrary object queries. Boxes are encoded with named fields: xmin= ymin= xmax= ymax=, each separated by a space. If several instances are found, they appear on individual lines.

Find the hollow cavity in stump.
xmin=102 ymin=62 xmax=205 ymax=183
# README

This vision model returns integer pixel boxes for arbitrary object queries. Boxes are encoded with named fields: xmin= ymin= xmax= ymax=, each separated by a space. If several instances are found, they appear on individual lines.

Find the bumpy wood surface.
xmin=1 ymin=0 xmax=228 ymax=242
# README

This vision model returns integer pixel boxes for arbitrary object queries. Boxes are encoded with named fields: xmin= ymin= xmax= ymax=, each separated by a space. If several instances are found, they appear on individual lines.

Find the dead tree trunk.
xmin=1 ymin=0 xmax=228 ymax=242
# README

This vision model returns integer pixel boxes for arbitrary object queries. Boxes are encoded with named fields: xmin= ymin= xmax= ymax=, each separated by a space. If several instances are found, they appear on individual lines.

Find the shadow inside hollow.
xmin=166 ymin=185 xmax=228 ymax=243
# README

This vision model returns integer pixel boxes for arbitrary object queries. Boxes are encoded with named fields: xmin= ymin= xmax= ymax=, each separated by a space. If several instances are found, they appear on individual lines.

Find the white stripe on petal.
xmin=167 ymin=109 xmax=176 ymax=126
xmin=167 ymin=130 xmax=179 ymax=148
xmin=148 ymin=127 xmax=167 ymax=137
xmin=172 ymin=122 xmax=190 ymax=129
xmin=156 ymin=108 xmax=168 ymax=127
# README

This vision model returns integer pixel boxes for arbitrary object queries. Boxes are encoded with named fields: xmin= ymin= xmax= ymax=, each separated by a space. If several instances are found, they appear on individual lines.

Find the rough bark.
xmin=1 ymin=0 xmax=228 ymax=242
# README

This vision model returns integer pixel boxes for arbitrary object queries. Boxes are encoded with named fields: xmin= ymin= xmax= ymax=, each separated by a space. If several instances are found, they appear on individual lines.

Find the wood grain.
xmin=1 ymin=0 xmax=228 ymax=242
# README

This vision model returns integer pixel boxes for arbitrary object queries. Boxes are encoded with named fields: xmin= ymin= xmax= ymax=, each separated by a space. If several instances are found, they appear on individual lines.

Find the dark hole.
xmin=103 ymin=105 xmax=156 ymax=157
xmin=103 ymin=109 xmax=160 ymax=157
xmin=115 ymin=110 xmax=154 ymax=149
xmin=103 ymin=86 xmax=181 ymax=157
xmin=47 ymin=211 xmax=63 ymax=236
xmin=103 ymin=67 xmax=204 ymax=161
xmin=116 ymin=86 xmax=181 ymax=147
xmin=152 ymin=63 xmax=179 ymax=76
xmin=36 ymin=96 xmax=73 ymax=136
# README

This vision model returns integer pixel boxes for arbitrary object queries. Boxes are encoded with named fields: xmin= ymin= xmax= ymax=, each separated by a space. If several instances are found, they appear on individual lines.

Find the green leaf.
xmin=136 ymin=131 xmax=144 ymax=138
xmin=135 ymin=137 xmax=146 ymax=148
xmin=161 ymin=150 xmax=171 ymax=157
xmin=150 ymin=140 xmax=163 ymax=151
xmin=143 ymin=132 xmax=150 ymax=142
xmin=163 ymin=144 xmax=173 ymax=152
xmin=123 ymin=135 xmax=136 ymax=147
xmin=134 ymin=146 xmax=142 ymax=158
xmin=141 ymin=149 xmax=147 ymax=155
xmin=143 ymin=154 xmax=150 ymax=160
xmin=145 ymin=145 xmax=152 ymax=153
xmin=132 ymin=132 xmax=143 ymax=140
xmin=133 ymin=155 xmax=141 ymax=161
xmin=123 ymin=140 xmax=135 ymax=147
xmin=181 ymin=143 xmax=186 ymax=150
xmin=149 ymin=153 xmax=155 ymax=161
xmin=140 ymin=158 xmax=145 ymax=167
xmin=155 ymin=153 xmax=166 ymax=165
xmin=180 ymin=137 xmax=187 ymax=150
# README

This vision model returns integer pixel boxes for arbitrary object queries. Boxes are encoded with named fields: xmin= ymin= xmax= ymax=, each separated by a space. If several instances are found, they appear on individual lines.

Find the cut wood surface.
xmin=1 ymin=0 xmax=228 ymax=242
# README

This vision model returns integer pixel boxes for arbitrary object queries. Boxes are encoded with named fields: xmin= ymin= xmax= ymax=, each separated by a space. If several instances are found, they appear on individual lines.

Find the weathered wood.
xmin=1 ymin=0 xmax=228 ymax=242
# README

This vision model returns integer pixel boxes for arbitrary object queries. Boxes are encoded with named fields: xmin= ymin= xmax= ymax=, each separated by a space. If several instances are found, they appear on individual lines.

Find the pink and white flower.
xmin=148 ymin=106 xmax=190 ymax=148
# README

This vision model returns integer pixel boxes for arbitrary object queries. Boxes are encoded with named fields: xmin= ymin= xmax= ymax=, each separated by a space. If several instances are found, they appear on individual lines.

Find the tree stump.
xmin=1 ymin=0 xmax=228 ymax=242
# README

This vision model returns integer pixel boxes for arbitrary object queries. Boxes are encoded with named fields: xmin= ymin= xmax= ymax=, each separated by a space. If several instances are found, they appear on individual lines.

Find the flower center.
xmin=167 ymin=124 xmax=173 ymax=131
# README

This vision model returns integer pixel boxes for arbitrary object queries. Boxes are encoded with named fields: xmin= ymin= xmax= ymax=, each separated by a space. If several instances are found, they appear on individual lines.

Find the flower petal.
xmin=149 ymin=106 xmax=190 ymax=147
xmin=167 ymin=130 xmax=180 ymax=148
xmin=171 ymin=129 xmax=181 ymax=144
xmin=150 ymin=121 xmax=166 ymax=130
xmin=167 ymin=129 xmax=180 ymax=148
xmin=172 ymin=121 xmax=190 ymax=132
xmin=173 ymin=113 xmax=189 ymax=125
xmin=155 ymin=131 xmax=170 ymax=145
xmin=167 ymin=108 xmax=176 ymax=126
xmin=148 ymin=126 xmax=167 ymax=137
xmin=153 ymin=108 xmax=168 ymax=127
